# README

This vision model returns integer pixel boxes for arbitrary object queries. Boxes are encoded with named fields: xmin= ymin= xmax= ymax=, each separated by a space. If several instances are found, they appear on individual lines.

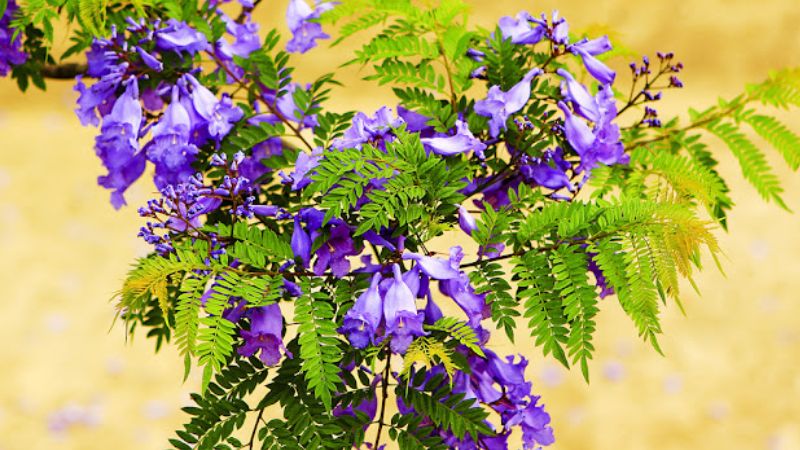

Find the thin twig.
xmin=372 ymin=351 xmax=392 ymax=449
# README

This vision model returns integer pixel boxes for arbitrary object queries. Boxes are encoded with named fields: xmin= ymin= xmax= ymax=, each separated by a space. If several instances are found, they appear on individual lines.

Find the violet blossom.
xmin=383 ymin=264 xmax=426 ymax=353
xmin=475 ymin=68 xmax=543 ymax=137
xmin=237 ymin=303 xmax=290 ymax=365
xmin=285 ymin=0 xmax=335 ymax=54
xmin=339 ymin=273 xmax=383 ymax=348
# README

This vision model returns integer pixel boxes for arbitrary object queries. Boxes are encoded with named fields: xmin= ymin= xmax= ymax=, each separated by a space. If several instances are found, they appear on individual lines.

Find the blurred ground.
xmin=0 ymin=0 xmax=799 ymax=449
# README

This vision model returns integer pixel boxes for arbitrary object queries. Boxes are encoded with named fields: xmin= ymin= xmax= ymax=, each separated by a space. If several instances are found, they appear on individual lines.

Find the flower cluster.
xmin=0 ymin=0 xmax=26 ymax=76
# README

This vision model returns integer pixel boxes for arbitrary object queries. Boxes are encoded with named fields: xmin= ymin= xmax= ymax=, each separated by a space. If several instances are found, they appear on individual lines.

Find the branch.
xmin=372 ymin=351 xmax=392 ymax=449
xmin=40 ymin=62 xmax=87 ymax=79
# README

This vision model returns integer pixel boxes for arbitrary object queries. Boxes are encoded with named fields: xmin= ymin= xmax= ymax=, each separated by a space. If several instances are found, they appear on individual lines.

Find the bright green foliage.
xmin=397 ymin=370 xmax=493 ymax=441
xmin=705 ymin=119 xmax=787 ymax=209
xmin=308 ymin=128 xmax=469 ymax=238
xmin=295 ymin=277 xmax=344 ymax=410
xmin=170 ymin=358 xmax=269 ymax=450
xmin=425 ymin=316 xmax=485 ymax=357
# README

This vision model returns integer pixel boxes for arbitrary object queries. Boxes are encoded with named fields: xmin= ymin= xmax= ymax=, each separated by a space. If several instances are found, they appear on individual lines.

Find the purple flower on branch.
xmin=238 ymin=304 xmax=290 ymax=365
xmin=383 ymin=264 xmax=425 ymax=353
xmin=475 ymin=69 xmax=543 ymax=137
xmin=340 ymin=273 xmax=383 ymax=349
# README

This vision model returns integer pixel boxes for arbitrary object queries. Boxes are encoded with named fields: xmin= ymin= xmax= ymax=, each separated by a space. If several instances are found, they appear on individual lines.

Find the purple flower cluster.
xmin=75 ymin=19 xmax=254 ymax=207
xmin=0 ymin=0 xmax=26 ymax=76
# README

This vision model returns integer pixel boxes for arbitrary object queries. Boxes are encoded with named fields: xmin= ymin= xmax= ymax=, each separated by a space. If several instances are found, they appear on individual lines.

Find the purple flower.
xmin=503 ymin=400 xmax=555 ymax=449
xmin=402 ymin=251 xmax=461 ymax=280
xmin=520 ymin=148 xmax=574 ymax=191
xmin=423 ymin=293 xmax=443 ymax=325
xmin=439 ymin=273 xmax=489 ymax=328
xmin=280 ymin=148 xmax=322 ymax=190
xmin=145 ymin=87 xmax=199 ymax=189
xmin=183 ymin=74 xmax=244 ymax=141
xmin=457 ymin=204 xmax=477 ymax=236
xmin=475 ymin=69 xmax=543 ymax=137
xmin=238 ymin=304 xmax=290 ymax=365
xmin=557 ymin=68 xmax=599 ymax=122
xmin=574 ymin=47 xmax=616 ymax=85
xmin=238 ymin=137 xmax=282 ymax=182
xmin=291 ymin=216 xmax=312 ymax=267
xmin=285 ymin=0 xmax=335 ymax=54
xmin=154 ymin=19 xmax=209 ymax=55
xmin=383 ymin=264 xmax=426 ymax=353
xmin=217 ymin=15 xmax=261 ymax=59
xmin=571 ymin=36 xmax=612 ymax=56
xmin=497 ymin=11 xmax=544 ymax=45
xmin=0 ymin=1 xmax=27 ymax=76
xmin=420 ymin=120 xmax=487 ymax=159
xmin=95 ymin=80 xmax=146 ymax=209
xmin=339 ymin=273 xmax=383 ymax=348
xmin=313 ymin=221 xmax=359 ymax=277
xmin=135 ymin=46 xmax=163 ymax=72
xmin=485 ymin=350 xmax=531 ymax=404
xmin=332 ymin=107 xmax=403 ymax=150
xmin=558 ymin=101 xmax=595 ymax=155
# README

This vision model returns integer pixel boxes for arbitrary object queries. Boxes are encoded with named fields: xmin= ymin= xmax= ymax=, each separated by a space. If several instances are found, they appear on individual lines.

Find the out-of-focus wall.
xmin=0 ymin=1 xmax=798 ymax=449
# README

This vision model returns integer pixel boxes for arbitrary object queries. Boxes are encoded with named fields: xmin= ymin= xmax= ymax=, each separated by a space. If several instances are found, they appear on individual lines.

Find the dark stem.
xmin=236 ymin=0 xmax=263 ymax=23
xmin=247 ymin=408 xmax=265 ymax=450
xmin=373 ymin=351 xmax=392 ymax=449
xmin=41 ymin=62 xmax=87 ymax=79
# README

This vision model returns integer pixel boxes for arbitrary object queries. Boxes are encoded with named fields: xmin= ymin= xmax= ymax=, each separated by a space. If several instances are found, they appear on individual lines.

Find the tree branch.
xmin=372 ymin=351 xmax=392 ymax=449
xmin=40 ymin=62 xmax=87 ymax=79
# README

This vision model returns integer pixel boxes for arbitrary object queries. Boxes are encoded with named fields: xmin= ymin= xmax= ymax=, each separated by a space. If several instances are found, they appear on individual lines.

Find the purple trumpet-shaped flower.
xmin=497 ymin=11 xmax=544 ymax=45
xmin=332 ymin=106 xmax=404 ymax=150
xmin=183 ymin=74 xmax=244 ymax=141
xmin=154 ymin=20 xmax=209 ymax=55
xmin=238 ymin=304 xmax=290 ymax=365
xmin=423 ymin=292 xmax=443 ymax=325
xmin=573 ymin=47 xmax=616 ymax=85
xmin=313 ymin=221 xmax=359 ymax=277
xmin=572 ymin=35 xmax=612 ymax=56
xmin=475 ymin=69 xmax=543 ymax=137
xmin=291 ymin=216 xmax=312 ymax=267
xmin=558 ymin=101 xmax=595 ymax=155
xmin=280 ymin=148 xmax=322 ymax=190
xmin=420 ymin=120 xmax=486 ymax=159
xmin=383 ymin=264 xmax=426 ymax=353
xmin=439 ymin=273 xmax=490 ymax=329
xmin=145 ymin=87 xmax=199 ymax=189
xmin=503 ymin=399 xmax=555 ymax=449
xmin=95 ymin=80 xmax=146 ymax=209
xmin=485 ymin=350 xmax=532 ymax=404
xmin=457 ymin=204 xmax=478 ymax=236
xmin=285 ymin=0 xmax=335 ymax=54
xmin=557 ymin=68 xmax=600 ymax=122
xmin=520 ymin=148 xmax=574 ymax=191
xmin=339 ymin=273 xmax=383 ymax=348
xmin=402 ymin=250 xmax=461 ymax=280
xmin=136 ymin=46 xmax=163 ymax=71
xmin=217 ymin=14 xmax=261 ymax=59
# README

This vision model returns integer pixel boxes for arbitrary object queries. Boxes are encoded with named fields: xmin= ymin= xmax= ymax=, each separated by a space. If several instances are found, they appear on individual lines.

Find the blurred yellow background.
xmin=1 ymin=0 xmax=799 ymax=448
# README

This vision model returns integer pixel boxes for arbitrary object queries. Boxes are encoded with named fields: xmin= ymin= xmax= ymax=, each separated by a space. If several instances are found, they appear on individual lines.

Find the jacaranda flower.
xmin=291 ymin=216 xmax=312 ymax=267
xmin=383 ymin=264 xmax=425 ymax=353
xmin=95 ymin=80 xmax=146 ymax=209
xmin=154 ymin=19 xmax=209 ymax=55
xmin=0 ymin=0 xmax=27 ymax=76
xmin=339 ymin=273 xmax=383 ymax=348
xmin=145 ymin=87 xmax=199 ymax=189
xmin=238 ymin=303 xmax=290 ymax=365
xmin=497 ymin=11 xmax=544 ymax=45
xmin=420 ymin=120 xmax=487 ymax=158
xmin=285 ymin=0 xmax=335 ymax=54
xmin=475 ymin=69 xmax=543 ymax=137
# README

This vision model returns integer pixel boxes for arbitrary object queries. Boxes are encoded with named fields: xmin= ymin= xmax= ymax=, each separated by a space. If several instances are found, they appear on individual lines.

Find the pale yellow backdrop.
xmin=1 ymin=1 xmax=799 ymax=449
